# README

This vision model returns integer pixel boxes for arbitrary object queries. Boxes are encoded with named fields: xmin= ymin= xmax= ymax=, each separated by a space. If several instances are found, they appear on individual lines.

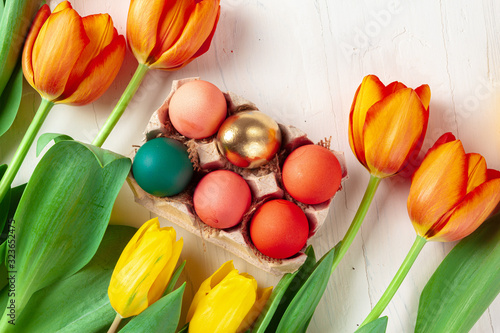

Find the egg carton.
xmin=127 ymin=77 xmax=347 ymax=276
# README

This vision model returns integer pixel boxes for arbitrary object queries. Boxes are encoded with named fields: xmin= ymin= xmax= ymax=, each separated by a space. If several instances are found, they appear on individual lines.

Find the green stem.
xmin=330 ymin=174 xmax=381 ymax=274
xmin=92 ymin=63 xmax=150 ymax=148
xmin=0 ymin=98 xmax=54 ymax=202
xmin=360 ymin=235 xmax=427 ymax=327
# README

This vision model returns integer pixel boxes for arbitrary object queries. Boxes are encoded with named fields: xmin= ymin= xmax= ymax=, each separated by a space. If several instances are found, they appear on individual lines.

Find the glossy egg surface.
xmin=132 ymin=137 xmax=193 ymax=197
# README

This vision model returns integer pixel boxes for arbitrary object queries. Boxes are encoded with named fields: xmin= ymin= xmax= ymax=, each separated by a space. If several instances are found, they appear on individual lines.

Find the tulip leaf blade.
xmin=354 ymin=316 xmax=388 ymax=333
xmin=0 ymin=60 xmax=22 ymax=137
xmin=165 ymin=260 xmax=186 ymax=295
xmin=276 ymin=246 xmax=336 ymax=333
xmin=5 ymin=140 xmax=131 ymax=316
xmin=252 ymin=246 xmax=316 ymax=333
xmin=415 ymin=215 xmax=500 ymax=333
xmin=0 ymin=164 xmax=10 ymax=237
xmin=5 ymin=225 xmax=136 ymax=333
xmin=36 ymin=132 xmax=73 ymax=157
xmin=120 ymin=283 xmax=186 ymax=333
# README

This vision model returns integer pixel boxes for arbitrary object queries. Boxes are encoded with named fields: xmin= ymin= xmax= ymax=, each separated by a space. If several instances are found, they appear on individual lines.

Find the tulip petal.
xmin=466 ymin=153 xmax=487 ymax=194
xmin=57 ymin=34 xmax=125 ymax=105
xmin=150 ymin=0 xmax=220 ymax=69
xmin=148 ymin=234 xmax=183 ymax=304
xmin=126 ymin=0 xmax=166 ymax=64
xmin=408 ymin=140 xmax=468 ymax=237
xmin=32 ymin=8 xmax=89 ymax=101
xmin=22 ymin=4 xmax=51 ymax=90
xmin=428 ymin=178 xmax=500 ymax=242
xmin=487 ymin=169 xmax=500 ymax=180
xmin=189 ymin=271 xmax=257 ymax=333
xmin=186 ymin=260 xmax=235 ymax=322
xmin=364 ymin=88 xmax=428 ymax=177
xmin=109 ymin=227 xmax=173 ymax=317
xmin=237 ymin=286 xmax=273 ymax=333
xmin=384 ymin=81 xmax=407 ymax=95
xmin=151 ymin=0 xmax=194 ymax=61
xmin=415 ymin=84 xmax=431 ymax=110
xmin=348 ymin=75 xmax=386 ymax=168
xmin=67 ymin=14 xmax=117 ymax=84
xmin=53 ymin=1 xmax=72 ymax=13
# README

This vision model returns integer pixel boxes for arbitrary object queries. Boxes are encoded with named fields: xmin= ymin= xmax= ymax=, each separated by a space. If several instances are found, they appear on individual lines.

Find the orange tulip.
xmin=348 ymin=74 xmax=431 ymax=178
xmin=408 ymin=133 xmax=500 ymax=242
xmin=126 ymin=0 xmax=220 ymax=70
xmin=22 ymin=1 xmax=126 ymax=105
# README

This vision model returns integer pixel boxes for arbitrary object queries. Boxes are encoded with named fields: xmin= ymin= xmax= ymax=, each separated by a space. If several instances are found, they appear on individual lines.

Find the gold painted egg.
xmin=216 ymin=111 xmax=282 ymax=168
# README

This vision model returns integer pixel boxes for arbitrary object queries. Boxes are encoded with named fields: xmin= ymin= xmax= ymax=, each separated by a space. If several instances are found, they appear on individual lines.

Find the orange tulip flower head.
xmin=22 ymin=1 xmax=126 ymax=105
xmin=408 ymin=133 xmax=500 ymax=242
xmin=127 ymin=0 xmax=221 ymax=70
xmin=348 ymin=75 xmax=431 ymax=178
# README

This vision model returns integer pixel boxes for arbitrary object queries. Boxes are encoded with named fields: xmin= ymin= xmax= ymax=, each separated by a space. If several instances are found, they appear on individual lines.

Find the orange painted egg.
xmin=250 ymin=199 xmax=309 ymax=259
xmin=282 ymin=144 xmax=342 ymax=205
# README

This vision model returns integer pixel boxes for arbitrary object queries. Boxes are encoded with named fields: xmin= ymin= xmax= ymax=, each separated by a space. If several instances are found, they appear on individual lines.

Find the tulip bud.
xmin=186 ymin=261 xmax=272 ymax=333
xmin=108 ymin=218 xmax=183 ymax=318
xmin=22 ymin=1 xmax=126 ymax=105
xmin=408 ymin=133 xmax=500 ymax=242
xmin=127 ymin=0 xmax=220 ymax=70
xmin=348 ymin=74 xmax=430 ymax=178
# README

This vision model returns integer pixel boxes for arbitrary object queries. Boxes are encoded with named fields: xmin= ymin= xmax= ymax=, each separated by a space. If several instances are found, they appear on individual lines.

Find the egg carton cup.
xmin=127 ymin=77 xmax=348 ymax=276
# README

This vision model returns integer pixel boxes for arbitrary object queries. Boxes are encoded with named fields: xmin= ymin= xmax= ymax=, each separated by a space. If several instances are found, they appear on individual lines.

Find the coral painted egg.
xmin=282 ymin=144 xmax=342 ymax=205
xmin=132 ymin=138 xmax=193 ymax=197
xmin=250 ymin=199 xmax=309 ymax=259
xmin=193 ymin=170 xmax=252 ymax=229
xmin=168 ymin=80 xmax=227 ymax=139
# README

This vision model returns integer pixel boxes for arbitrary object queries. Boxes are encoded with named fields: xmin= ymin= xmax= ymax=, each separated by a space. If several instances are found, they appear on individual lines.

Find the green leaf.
xmin=120 ymin=283 xmax=186 ymax=333
xmin=0 ymin=164 xmax=10 ymax=235
xmin=177 ymin=323 xmax=189 ymax=333
xmin=276 ymin=246 xmax=336 ymax=333
xmin=0 ymin=140 xmax=131 ymax=322
xmin=7 ymin=225 xmax=136 ymax=333
xmin=415 ymin=214 xmax=500 ymax=333
xmin=0 ymin=59 xmax=22 ymax=137
xmin=355 ymin=317 xmax=388 ymax=333
xmin=36 ymin=133 xmax=73 ymax=157
xmin=0 ymin=0 xmax=42 ymax=94
xmin=165 ymin=260 xmax=186 ymax=295
xmin=0 ymin=182 xmax=25 ymax=267
xmin=252 ymin=246 xmax=316 ymax=333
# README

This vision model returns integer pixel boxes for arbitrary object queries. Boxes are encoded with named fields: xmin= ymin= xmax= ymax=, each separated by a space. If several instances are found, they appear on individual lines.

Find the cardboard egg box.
xmin=127 ymin=77 xmax=347 ymax=275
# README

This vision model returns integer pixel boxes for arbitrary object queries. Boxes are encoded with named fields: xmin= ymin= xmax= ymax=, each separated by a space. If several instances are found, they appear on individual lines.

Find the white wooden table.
xmin=2 ymin=0 xmax=499 ymax=332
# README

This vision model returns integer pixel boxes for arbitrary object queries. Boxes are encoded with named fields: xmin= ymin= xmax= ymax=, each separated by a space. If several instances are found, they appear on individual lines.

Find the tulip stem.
xmin=359 ymin=235 xmax=427 ymax=328
xmin=92 ymin=63 xmax=150 ymax=148
xmin=0 ymin=98 xmax=54 ymax=202
xmin=107 ymin=313 xmax=122 ymax=333
xmin=330 ymin=174 xmax=381 ymax=274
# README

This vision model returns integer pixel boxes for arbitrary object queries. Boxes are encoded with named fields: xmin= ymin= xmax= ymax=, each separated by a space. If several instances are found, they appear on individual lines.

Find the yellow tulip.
xmin=126 ymin=0 xmax=220 ymax=70
xmin=108 ymin=218 xmax=183 ymax=318
xmin=186 ymin=261 xmax=272 ymax=333
xmin=408 ymin=132 xmax=500 ymax=242
xmin=348 ymin=74 xmax=430 ymax=178
xmin=22 ymin=1 xmax=126 ymax=105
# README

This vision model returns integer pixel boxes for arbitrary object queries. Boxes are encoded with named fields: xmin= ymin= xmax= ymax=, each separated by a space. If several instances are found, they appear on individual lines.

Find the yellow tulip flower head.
xmin=108 ymin=217 xmax=183 ymax=318
xmin=187 ymin=261 xmax=272 ymax=333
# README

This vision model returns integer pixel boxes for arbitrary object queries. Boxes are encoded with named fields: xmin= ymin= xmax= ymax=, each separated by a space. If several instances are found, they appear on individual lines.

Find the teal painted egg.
xmin=132 ymin=138 xmax=193 ymax=197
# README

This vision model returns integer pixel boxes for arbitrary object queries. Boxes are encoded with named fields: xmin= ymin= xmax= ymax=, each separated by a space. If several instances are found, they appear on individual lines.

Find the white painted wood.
xmin=0 ymin=0 xmax=498 ymax=332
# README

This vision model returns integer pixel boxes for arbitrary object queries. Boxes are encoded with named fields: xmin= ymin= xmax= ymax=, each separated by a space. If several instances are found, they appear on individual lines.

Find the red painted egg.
xmin=250 ymin=199 xmax=309 ymax=259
